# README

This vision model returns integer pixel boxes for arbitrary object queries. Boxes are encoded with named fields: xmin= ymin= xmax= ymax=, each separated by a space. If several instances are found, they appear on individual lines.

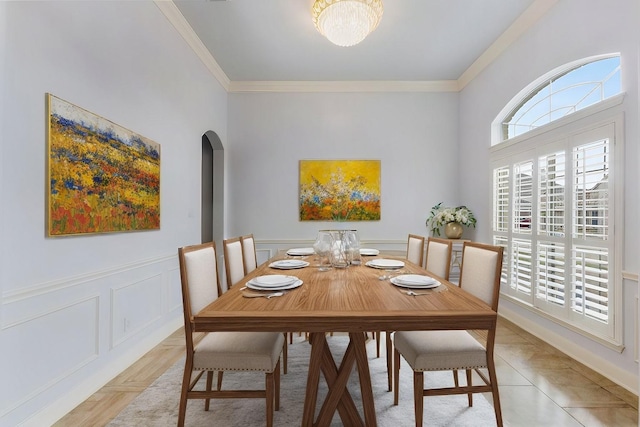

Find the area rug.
xmin=108 ymin=334 xmax=497 ymax=426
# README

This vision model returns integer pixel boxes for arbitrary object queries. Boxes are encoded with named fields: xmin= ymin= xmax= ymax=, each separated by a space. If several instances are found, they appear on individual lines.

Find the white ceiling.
xmin=172 ymin=0 xmax=545 ymax=85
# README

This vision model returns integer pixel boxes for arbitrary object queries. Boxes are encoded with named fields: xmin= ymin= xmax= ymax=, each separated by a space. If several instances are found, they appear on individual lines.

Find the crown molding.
xmin=228 ymin=80 xmax=459 ymax=93
xmin=154 ymin=0 xmax=230 ymax=91
xmin=457 ymin=0 xmax=559 ymax=90
xmin=159 ymin=0 xmax=557 ymax=94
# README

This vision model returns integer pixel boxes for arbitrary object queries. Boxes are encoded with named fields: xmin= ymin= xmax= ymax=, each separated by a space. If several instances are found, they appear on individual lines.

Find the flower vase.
xmin=444 ymin=222 xmax=463 ymax=239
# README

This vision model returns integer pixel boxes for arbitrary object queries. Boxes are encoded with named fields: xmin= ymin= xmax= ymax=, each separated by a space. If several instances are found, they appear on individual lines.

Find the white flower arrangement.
xmin=426 ymin=202 xmax=477 ymax=236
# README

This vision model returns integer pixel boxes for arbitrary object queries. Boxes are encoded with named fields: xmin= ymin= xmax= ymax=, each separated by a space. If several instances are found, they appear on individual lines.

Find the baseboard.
xmin=19 ymin=317 xmax=183 ymax=427
xmin=499 ymin=306 xmax=639 ymax=396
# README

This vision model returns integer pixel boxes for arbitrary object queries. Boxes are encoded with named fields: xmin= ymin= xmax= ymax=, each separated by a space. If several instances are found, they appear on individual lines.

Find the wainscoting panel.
xmin=111 ymin=274 xmax=163 ymax=349
xmin=0 ymin=296 xmax=99 ymax=418
xmin=0 ymin=254 xmax=183 ymax=426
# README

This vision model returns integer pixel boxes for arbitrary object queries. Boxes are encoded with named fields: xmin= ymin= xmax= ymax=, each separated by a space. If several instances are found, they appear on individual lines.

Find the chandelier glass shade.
xmin=312 ymin=0 xmax=384 ymax=47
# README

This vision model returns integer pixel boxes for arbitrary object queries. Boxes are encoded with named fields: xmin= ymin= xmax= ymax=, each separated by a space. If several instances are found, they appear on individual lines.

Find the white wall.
xmin=458 ymin=0 xmax=639 ymax=392
xmin=0 ymin=2 xmax=227 ymax=425
xmin=227 ymin=92 xmax=461 ymax=243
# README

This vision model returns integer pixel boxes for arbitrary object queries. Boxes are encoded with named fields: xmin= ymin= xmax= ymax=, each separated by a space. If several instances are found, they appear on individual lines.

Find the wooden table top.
xmin=193 ymin=254 xmax=496 ymax=333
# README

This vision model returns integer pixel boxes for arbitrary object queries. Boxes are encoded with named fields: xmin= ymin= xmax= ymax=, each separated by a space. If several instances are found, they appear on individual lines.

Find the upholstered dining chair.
xmin=223 ymin=236 xmax=246 ymax=291
xmin=377 ymin=234 xmax=426 ymax=364
xmin=385 ymin=236 xmax=454 ymax=391
xmin=224 ymin=235 xmax=289 ymax=373
xmin=377 ymin=234 xmax=426 ymax=381
xmin=240 ymin=233 xmax=258 ymax=275
xmin=393 ymin=241 xmax=504 ymax=427
xmin=177 ymin=242 xmax=284 ymax=427
xmin=407 ymin=234 xmax=426 ymax=267
xmin=424 ymin=237 xmax=453 ymax=281
xmin=378 ymin=234 xmax=425 ymax=371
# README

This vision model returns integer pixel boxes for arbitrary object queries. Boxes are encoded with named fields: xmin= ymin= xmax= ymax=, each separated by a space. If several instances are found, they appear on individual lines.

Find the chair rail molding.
xmin=1 ymin=254 xmax=176 ymax=305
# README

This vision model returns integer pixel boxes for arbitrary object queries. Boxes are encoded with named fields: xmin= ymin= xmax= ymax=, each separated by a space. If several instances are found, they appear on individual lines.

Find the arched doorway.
xmin=202 ymin=131 xmax=224 ymax=253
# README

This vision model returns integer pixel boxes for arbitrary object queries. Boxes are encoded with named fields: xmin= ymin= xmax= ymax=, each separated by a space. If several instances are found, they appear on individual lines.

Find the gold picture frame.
xmin=46 ymin=94 xmax=160 ymax=236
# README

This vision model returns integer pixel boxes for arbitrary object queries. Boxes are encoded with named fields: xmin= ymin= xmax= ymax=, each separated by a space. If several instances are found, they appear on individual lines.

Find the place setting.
xmin=364 ymin=258 xmax=405 ymax=269
xmin=388 ymin=274 xmax=445 ymax=295
xmin=286 ymin=247 xmax=315 ymax=256
xmin=359 ymin=248 xmax=379 ymax=256
xmin=242 ymin=274 xmax=303 ymax=298
xmin=269 ymin=259 xmax=310 ymax=269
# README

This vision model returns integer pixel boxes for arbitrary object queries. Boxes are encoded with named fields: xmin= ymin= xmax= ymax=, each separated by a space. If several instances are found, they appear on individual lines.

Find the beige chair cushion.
xmin=225 ymin=240 xmax=245 ymax=287
xmin=425 ymin=241 xmax=450 ymax=279
xmin=242 ymin=236 xmax=257 ymax=273
xmin=394 ymin=330 xmax=486 ymax=371
xmin=460 ymin=245 xmax=500 ymax=307
xmin=407 ymin=235 xmax=425 ymax=266
xmin=194 ymin=331 xmax=284 ymax=372
xmin=184 ymin=246 xmax=219 ymax=314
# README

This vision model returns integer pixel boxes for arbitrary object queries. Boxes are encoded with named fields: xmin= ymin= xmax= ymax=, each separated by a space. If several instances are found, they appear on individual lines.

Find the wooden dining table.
xmin=193 ymin=252 xmax=497 ymax=427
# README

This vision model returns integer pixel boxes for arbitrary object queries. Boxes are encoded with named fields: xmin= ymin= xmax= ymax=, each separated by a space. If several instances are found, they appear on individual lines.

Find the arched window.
xmin=499 ymin=55 xmax=621 ymax=142
xmin=490 ymin=55 xmax=624 ymax=348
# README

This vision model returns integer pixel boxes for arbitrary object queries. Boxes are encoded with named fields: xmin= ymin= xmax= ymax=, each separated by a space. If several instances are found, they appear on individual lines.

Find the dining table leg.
xmin=301 ymin=332 xmax=377 ymax=427
xmin=302 ymin=333 xmax=325 ymax=426
xmin=351 ymin=332 xmax=377 ymax=427
xmin=315 ymin=336 xmax=362 ymax=426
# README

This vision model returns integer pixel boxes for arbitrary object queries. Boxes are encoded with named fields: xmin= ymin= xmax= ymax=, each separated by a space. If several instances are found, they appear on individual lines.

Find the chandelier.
xmin=312 ymin=0 xmax=384 ymax=47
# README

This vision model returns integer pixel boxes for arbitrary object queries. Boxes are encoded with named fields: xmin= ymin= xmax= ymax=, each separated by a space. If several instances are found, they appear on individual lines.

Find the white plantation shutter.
xmin=513 ymin=161 xmax=533 ymax=233
xmin=571 ymin=246 xmax=609 ymax=322
xmin=491 ymin=119 xmax=618 ymax=343
xmin=538 ymin=152 xmax=565 ymax=237
xmin=493 ymin=167 xmax=510 ymax=232
xmin=510 ymin=238 xmax=532 ymax=295
xmin=536 ymin=241 xmax=565 ymax=307
xmin=573 ymin=140 xmax=609 ymax=240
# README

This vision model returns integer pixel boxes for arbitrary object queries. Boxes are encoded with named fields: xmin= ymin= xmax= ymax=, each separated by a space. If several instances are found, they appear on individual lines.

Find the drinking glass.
xmin=313 ymin=230 xmax=332 ymax=271
xmin=345 ymin=230 xmax=361 ymax=265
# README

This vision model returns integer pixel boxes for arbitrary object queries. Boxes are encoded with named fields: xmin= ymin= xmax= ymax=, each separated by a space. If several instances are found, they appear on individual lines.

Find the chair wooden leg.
xmin=386 ymin=332 xmax=393 ymax=391
xmin=275 ymin=359 xmax=281 ymax=411
xmin=266 ymin=371 xmax=274 ymax=427
xmin=204 ymin=370 xmax=213 ymax=411
xmin=466 ymin=369 xmax=473 ymax=406
xmin=282 ymin=334 xmax=288 ymax=374
xmin=413 ymin=371 xmax=424 ymax=427
xmin=216 ymin=371 xmax=223 ymax=390
xmin=453 ymin=369 xmax=459 ymax=387
xmin=178 ymin=363 xmax=192 ymax=427
xmin=376 ymin=331 xmax=381 ymax=358
xmin=487 ymin=362 xmax=503 ymax=427
xmin=393 ymin=347 xmax=400 ymax=405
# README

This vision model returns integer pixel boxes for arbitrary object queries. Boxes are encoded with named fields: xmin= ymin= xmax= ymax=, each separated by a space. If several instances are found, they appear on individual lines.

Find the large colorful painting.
xmin=299 ymin=159 xmax=381 ymax=221
xmin=46 ymin=94 xmax=160 ymax=236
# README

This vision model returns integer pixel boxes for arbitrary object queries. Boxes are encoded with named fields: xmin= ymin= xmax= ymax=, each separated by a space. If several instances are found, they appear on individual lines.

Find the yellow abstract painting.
xmin=47 ymin=94 xmax=160 ymax=236
xmin=299 ymin=160 xmax=380 ymax=221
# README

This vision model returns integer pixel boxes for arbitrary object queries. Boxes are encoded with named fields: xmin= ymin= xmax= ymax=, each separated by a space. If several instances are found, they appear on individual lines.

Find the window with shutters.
xmin=491 ymin=56 xmax=623 ymax=345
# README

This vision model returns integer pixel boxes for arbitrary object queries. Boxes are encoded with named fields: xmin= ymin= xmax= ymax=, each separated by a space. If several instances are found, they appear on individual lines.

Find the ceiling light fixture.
xmin=312 ymin=0 xmax=383 ymax=47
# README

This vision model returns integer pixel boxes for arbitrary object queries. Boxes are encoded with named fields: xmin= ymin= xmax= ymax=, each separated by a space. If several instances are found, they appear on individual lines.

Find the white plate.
xmin=246 ymin=279 xmax=303 ymax=291
xmin=365 ymin=259 xmax=405 ymax=269
xmin=251 ymin=275 xmax=298 ymax=287
xmin=269 ymin=260 xmax=310 ymax=270
xmin=359 ymin=248 xmax=380 ymax=256
xmin=390 ymin=277 xmax=441 ymax=289
xmin=393 ymin=274 xmax=436 ymax=286
xmin=286 ymin=247 xmax=315 ymax=256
